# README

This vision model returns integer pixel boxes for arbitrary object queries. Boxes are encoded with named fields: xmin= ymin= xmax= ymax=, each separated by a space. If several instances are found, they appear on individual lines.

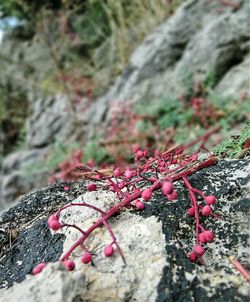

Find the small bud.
xmin=141 ymin=188 xmax=152 ymax=201
xmin=162 ymin=182 xmax=174 ymax=195
xmin=205 ymin=195 xmax=216 ymax=205
xmin=32 ymin=262 xmax=46 ymax=275
xmin=87 ymin=183 xmax=97 ymax=192
xmin=188 ymin=207 xmax=195 ymax=216
xmin=198 ymin=233 xmax=207 ymax=244
xmin=188 ymin=252 xmax=197 ymax=262
xmin=63 ymin=260 xmax=75 ymax=271
xmin=203 ymin=230 xmax=215 ymax=242
xmin=125 ymin=169 xmax=133 ymax=179
xmin=48 ymin=220 xmax=62 ymax=231
xmin=118 ymin=181 xmax=126 ymax=189
xmin=202 ymin=205 xmax=212 ymax=216
xmin=136 ymin=150 xmax=144 ymax=159
xmin=194 ymin=245 xmax=205 ymax=256
xmin=104 ymin=245 xmax=114 ymax=257
xmin=113 ymin=168 xmax=122 ymax=177
xmin=167 ymin=191 xmax=178 ymax=201
xmin=81 ymin=252 xmax=92 ymax=264
xmin=135 ymin=200 xmax=145 ymax=210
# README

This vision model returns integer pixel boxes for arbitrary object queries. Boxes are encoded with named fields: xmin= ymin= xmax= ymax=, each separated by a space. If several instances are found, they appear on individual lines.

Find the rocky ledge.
xmin=0 ymin=159 xmax=249 ymax=302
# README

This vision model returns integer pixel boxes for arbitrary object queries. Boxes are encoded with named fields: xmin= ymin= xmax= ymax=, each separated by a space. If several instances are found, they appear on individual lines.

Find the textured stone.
xmin=0 ymin=149 xmax=49 ymax=208
xmin=0 ymin=159 xmax=249 ymax=301
xmin=86 ymin=0 xmax=249 ymax=125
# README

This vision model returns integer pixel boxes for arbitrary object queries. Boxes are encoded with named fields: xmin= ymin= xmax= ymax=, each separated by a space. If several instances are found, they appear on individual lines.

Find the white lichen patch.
xmin=57 ymin=191 xmax=167 ymax=302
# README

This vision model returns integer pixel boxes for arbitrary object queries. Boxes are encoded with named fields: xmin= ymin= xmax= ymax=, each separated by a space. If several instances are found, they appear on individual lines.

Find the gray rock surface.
xmin=26 ymin=95 xmax=76 ymax=148
xmin=86 ymin=0 xmax=249 ymax=126
xmin=0 ymin=149 xmax=49 ymax=208
xmin=0 ymin=0 xmax=249 ymax=208
xmin=0 ymin=159 xmax=249 ymax=301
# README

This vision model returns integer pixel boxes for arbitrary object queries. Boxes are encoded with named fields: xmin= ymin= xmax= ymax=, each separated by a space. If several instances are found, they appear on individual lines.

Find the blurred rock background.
xmin=0 ymin=0 xmax=249 ymax=209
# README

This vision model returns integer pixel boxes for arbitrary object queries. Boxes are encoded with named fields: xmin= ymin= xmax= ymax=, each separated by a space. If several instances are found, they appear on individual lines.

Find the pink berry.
xmin=32 ymin=262 xmax=46 ymax=275
xmin=132 ymin=144 xmax=140 ymax=153
xmin=118 ymin=181 xmax=126 ymax=189
xmin=125 ymin=169 xmax=133 ymax=179
xmin=154 ymin=150 xmax=160 ymax=157
xmin=87 ymin=183 xmax=97 ymax=192
xmin=191 ymin=154 xmax=198 ymax=161
xmin=64 ymin=186 xmax=70 ymax=191
xmin=167 ymin=191 xmax=178 ymax=201
xmin=113 ymin=168 xmax=122 ymax=177
xmin=48 ymin=219 xmax=62 ymax=231
xmin=188 ymin=207 xmax=195 ymax=216
xmin=135 ymin=200 xmax=145 ymax=210
xmin=141 ymin=188 xmax=152 ymax=201
xmin=63 ymin=260 xmax=75 ymax=271
xmin=202 ymin=205 xmax=212 ymax=216
xmin=81 ymin=252 xmax=92 ymax=264
xmin=203 ymin=230 xmax=215 ymax=242
xmin=48 ymin=215 xmax=58 ymax=224
xmin=104 ymin=245 xmax=114 ymax=257
xmin=136 ymin=150 xmax=144 ymax=158
xmin=162 ymin=182 xmax=174 ymax=195
xmin=205 ymin=195 xmax=216 ymax=205
xmin=198 ymin=232 xmax=207 ymax=243
xmin=194 ymin=245 xmax=205 ymax=256
xmin=188 ymin=252 xmax=197 ymax=262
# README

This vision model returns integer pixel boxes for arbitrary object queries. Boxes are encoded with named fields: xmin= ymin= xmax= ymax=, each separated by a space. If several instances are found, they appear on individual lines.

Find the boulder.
xmin=0 ymin=159 xmax=249 ymax=301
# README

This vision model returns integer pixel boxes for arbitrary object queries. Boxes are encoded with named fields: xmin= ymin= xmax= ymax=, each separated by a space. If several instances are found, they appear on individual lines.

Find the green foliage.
xmin=83 ymin=137 xmax=114 ymax=164
xmin=214 ymin=124 xmax=250 ymax=158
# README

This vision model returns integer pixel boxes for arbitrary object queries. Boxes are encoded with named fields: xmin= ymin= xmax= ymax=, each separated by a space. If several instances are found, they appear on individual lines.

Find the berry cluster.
xmin=33 ymin=131 xmax=220 ymax=274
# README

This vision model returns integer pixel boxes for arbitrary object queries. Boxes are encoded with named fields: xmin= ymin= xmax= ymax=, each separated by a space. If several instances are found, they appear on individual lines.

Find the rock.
xmin=86 ymin=0 xmax=249 ymax=125
xmin=215 ymin=54 xmax=249 ymax=100
xmin=0 ymin=149 xmax=49 ymax=208
xmin=0 ymin=159 xmax=249 ymax=301
xmin=26 ymin=95 xmax=76 ymax=148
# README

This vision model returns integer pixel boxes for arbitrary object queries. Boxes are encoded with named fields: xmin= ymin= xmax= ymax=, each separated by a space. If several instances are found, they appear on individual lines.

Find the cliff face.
xmin=0 ymin=0 xmax=249 ymax=208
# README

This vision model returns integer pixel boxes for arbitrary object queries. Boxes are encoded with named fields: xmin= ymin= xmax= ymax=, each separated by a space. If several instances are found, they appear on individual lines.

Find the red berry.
xmin=202 ymin=205 xmax=212 ymax=216
xmin=198 ymin=232 xmax=207 ymax=243
xmin=118 ymin=181 xmax=126 ymax=189
xmin=49 ymin=220 xmax=62 ymax=231
xmin=63 ymin=260 xmax=75 ymax=271
xmin=205 ymin=195 xmax=216 ymax=205
xmin=48 ymin=215 xmax=58 ymax=225
xmin=32 ymin=262 xmax=46 ymax=275
xmin=203 ymin=230 xmax=215 ymax=242
xmin=141 ymin=188 xmax=152 ymax=201
xmin=136 ymin=150 xmax=144 ymax=158
xmin=194 ymin=245 xmax=205 ymax=256
xmin=188 ymin=207 xmax=195 ymax=216
xmin=125 ymin=169 xmax=133 ymax=179
xmin=87 ymin=183 xmax=97 ymax=192
xmin=188 ymin=252 xmax=197 ymax=262
xmin=81 ymin=252 xmax=92 ymax=264
xmin=162 ymin=182 xmax=174 ymax=195
xmin=104 ymin=245 xmax=114 ymax=257
xmin=113 ymin=168 xmax=122 ymax=177
xmin=64 ymin=186 xmax=70 ymax=191
xmin=135 ymin=200 xmax=145 ymax=210
xmin=167 ymin=191 xmax=178 ymax=201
